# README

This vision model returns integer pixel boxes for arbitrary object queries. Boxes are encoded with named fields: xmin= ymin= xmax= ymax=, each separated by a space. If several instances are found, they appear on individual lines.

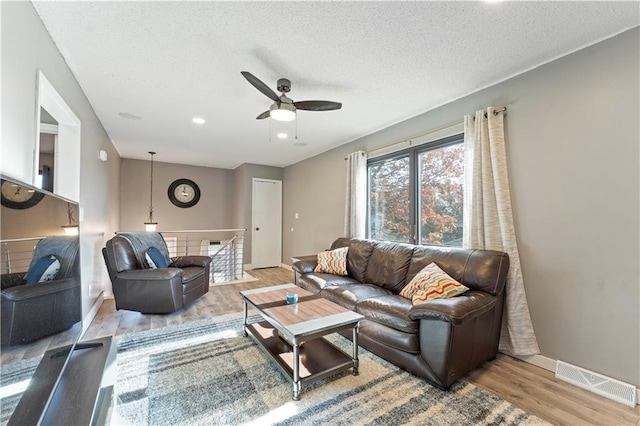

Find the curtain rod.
xmin=345 ymin=106 xmax=506 ymax=159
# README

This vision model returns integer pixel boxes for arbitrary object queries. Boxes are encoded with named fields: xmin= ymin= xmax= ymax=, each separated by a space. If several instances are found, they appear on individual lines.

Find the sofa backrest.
xmin=362 ymin=241 xmax=415 ymax=293
xmin=330 ymin=238 xmax=509 ymax=297
xmin=330 ymin=238 xmax=376 ymax=282
xmin=408 ymin=245 xmax=509 ymax=296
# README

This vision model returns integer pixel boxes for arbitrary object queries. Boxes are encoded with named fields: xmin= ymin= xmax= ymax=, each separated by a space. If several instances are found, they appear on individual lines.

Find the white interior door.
xmin=252 ymin=178 xmax=282 ymax=269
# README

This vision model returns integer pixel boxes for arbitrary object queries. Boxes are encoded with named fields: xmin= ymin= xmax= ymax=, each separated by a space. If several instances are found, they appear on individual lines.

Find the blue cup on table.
xmin=286 ymin=293 xmax=298 ymax=304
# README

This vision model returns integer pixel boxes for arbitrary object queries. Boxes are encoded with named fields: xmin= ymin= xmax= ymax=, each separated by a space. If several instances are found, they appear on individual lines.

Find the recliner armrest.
xmin=116 ymin=268 xmax=183 ymax=281
xmin=1 ymin=277 xmax=79 ymax=302
xmin=292 ymin=255 xmax=318 ymax=274
xmin=170 ymin=256 xmax=212 ymax=269
xmin=408 ymin=291 xmax=496 ymax=325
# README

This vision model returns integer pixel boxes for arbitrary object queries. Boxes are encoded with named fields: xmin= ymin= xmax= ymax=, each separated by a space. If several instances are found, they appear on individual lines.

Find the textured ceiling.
xmin=32 ymin=1 xmax=639 ymax=169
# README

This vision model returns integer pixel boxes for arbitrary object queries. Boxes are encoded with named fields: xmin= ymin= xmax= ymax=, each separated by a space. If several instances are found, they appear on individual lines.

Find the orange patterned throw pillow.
xmin=400 ymin=262 xmax=468 ymax=303
xmin=314 ymin=247 xmax=349 ymax=276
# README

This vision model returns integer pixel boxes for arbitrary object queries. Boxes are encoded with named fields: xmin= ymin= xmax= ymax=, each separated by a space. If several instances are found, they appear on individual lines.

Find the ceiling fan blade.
xmin=241 ymin=71 xmax=280 ymax=103
xmin=256 ymin=110 xmax=270 ymax=120
xmin=293 ymin=100 xmax=342 ymax=111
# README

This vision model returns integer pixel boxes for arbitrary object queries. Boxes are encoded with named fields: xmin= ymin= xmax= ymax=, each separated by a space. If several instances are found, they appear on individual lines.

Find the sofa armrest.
xmin=408 ymin=291 xmax=496 ymax=325
xmin=170 ymin=256 xmax=212 ymax=269
xmin=292 ymin=255 xmax=318 ymax=274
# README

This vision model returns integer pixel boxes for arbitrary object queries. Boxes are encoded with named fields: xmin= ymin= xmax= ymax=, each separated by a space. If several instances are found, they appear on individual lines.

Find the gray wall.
xmin=283 ymin=28 xmax=640 ymax=387
xmin=120 ymin=160 xmax=283 ymax=265
xmin=119 ymin=159 xmax=234 ymax=232
xmin=1 ymin=2 xmax=121 ymax=313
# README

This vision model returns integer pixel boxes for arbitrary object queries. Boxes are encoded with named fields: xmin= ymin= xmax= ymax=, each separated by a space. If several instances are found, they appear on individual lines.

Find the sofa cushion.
xmin=297 ymin=273 xmax=359 ymax=294
xmin=180 ymin=266 xmax=205 ymax=285
xmin=362 ymin=241 xmax=414 ymax=293
xmin=181 ymin=266 xmax=205 ymax=293
xmin=314 ymin=247 xmax=349 ymax=275
xmin=331 ymin=238 xmax=376 ymax=283
xmin=400 ymin=262 xmax=468 ymax=303
xmin=355 ymin=295 xmax=418 ymax=333
xmin=320 ymin=284 xmax=392 ymax=311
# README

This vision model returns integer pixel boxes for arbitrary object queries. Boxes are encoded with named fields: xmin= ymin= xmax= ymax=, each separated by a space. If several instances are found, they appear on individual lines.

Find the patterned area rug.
xmin=112 ymin=313 xmax=548 ymax=426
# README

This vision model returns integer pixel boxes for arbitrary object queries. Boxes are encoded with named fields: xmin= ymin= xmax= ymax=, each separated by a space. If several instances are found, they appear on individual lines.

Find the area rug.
xmin=111 ymin=313 xmax=548 ymax=426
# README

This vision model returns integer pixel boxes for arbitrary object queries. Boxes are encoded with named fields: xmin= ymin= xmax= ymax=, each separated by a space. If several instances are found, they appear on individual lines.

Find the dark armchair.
xmin=1 ymin=236 xmax=81 ymax=346
xmin=102 ymin=232 xmax=211 ymax=313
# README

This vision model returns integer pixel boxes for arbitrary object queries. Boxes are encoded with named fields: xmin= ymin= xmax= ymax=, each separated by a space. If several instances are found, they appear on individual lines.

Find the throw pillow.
xmin=400 ymin=262 xmax=468 ymax=303
xmin=145 ymin=247 xmax=168 ymax=269
xmin=25 ymin=255 xmax=61 ymax=284
xmin=314 ymin=247 xmax=349 ymax=276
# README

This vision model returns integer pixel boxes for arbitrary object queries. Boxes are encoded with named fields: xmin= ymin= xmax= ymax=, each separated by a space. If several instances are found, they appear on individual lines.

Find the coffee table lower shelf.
xmin=245 ymin=321 xmax=357 ymax=400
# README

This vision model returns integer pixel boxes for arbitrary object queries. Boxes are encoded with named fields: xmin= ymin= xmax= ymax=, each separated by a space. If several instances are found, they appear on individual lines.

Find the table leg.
xmin=292 ymin=343 xmax=301 ymax=400
xmin=352 ymin=324 xmax=359 ymax=376
xmin=242 ymin=299 xmax=248 ymax=337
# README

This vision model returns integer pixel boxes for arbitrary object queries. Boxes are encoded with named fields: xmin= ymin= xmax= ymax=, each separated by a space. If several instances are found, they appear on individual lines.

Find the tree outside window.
xmin=367 ymin=134 xmax=464 ymax=247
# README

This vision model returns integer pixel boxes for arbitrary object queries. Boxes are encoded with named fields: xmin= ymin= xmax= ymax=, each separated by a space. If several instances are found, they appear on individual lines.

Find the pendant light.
xmin=144 ymin=151 xmax=158 ymax=231
xmin=61 ymin=202 xmax=79 ymax=235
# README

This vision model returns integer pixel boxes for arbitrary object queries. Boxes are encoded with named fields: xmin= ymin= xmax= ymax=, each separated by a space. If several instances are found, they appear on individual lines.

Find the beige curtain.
xmin=463 ymin=107 xmax=540 ymax=356
xmin=344 ymin=151 xmax=367 ymax=238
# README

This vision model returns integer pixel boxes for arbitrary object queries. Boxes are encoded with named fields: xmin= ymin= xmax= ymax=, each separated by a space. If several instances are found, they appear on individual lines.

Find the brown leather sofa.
xmin=103 ymin=232 xmax=211 ymax=314
xmin=292 ymin=237 xmax=509 ymax=390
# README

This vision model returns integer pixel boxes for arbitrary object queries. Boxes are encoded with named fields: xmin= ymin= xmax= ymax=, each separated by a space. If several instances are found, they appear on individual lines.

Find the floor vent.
xmin=555 ymin=360 xmax=636 ymax=407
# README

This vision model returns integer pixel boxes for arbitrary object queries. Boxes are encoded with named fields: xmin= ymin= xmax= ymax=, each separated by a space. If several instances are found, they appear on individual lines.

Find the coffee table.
xmin=240 ymin=283 xmax=364 ymax=400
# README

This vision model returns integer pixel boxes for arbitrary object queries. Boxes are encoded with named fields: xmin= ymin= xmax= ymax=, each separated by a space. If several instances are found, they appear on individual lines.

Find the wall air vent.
xmin=555 ymin=360 xmax=637 ymax=408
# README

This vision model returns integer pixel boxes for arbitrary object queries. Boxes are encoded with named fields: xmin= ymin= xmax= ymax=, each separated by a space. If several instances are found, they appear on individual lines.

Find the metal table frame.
xmin=240 ymin=284 xmax=363 ymax=400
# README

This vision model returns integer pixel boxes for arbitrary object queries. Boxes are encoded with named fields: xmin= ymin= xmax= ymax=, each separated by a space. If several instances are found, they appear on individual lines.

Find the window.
xmin=367 ymin=134 xmax=464 ymax=246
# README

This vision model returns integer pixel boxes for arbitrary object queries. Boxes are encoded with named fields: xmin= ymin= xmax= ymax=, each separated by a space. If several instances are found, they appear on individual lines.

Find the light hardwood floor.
xmin=81 ymin=267 xmax=640 ymax=425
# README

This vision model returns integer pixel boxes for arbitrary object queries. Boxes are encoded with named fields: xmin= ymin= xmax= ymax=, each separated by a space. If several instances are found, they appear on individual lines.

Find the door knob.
xmin=255 ymin=227 xmax=259 ymax=231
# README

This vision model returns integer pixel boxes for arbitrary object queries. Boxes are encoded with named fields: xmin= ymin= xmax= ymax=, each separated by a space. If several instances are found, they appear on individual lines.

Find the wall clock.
xmin=168 ymin=178 xmax=201 ymax=208
xmin=1 ymin=179 xmax=46 ymax=209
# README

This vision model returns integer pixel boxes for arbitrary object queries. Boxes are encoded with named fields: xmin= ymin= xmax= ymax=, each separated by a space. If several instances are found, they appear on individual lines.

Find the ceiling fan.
xmin=241 ymin=71 xmax=342 ymax=121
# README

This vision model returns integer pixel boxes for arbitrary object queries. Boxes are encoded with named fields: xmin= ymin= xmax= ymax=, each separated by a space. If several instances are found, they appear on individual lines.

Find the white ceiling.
xmin=32 ymin=1 xmax=639 ymax=170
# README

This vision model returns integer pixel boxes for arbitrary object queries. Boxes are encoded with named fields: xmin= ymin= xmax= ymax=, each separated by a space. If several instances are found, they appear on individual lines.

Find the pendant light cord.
xmin=149 ymin=151 xmax=155 ymax=222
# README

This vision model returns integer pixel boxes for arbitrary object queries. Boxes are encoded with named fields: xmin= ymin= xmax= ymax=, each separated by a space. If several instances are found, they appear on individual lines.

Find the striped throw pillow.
xmin=314 ymin=247 xmax=349 ymax=276
xmin=400 ymin=262 xmax=468 ymax=303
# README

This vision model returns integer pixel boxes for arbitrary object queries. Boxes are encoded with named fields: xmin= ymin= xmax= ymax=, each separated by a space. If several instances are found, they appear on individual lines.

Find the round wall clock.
xmin=168 ymin=178 xmax=201 ymax=208
xmin=0 ymin=179 xmax=45 ymax=209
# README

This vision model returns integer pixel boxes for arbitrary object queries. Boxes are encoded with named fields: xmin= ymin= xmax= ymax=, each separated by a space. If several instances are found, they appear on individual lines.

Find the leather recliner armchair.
xmin=102 ymin=232 xmax=211 ymax=314
xmin=1 ymin=236 xmax=81 ymax=346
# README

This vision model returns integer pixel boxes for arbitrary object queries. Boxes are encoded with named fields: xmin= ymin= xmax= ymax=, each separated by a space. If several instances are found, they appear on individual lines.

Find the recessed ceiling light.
xmin=192 ymin=117 xmax=206 ymax=125
xmin=276 ymin=132 xmax=288 ymax=139
xmin=119 ymin=112 xmax=142 ymax=120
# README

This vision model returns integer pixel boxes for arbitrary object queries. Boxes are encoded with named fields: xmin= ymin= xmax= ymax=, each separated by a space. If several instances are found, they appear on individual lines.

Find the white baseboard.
xmin=514 ymin=353 xmax=557 ymax=372
xmin=244 ymin=263 xmax=253 ymax=271
xmin=81 ymin=291 xmax=105 ymax=336
xmin=280 ymin=263 xmax=293 ymax=271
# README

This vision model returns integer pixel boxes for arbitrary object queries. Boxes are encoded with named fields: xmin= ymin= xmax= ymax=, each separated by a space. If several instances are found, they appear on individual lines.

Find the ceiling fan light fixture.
xmin=270 ymin=103 xmax=296 ymax=122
